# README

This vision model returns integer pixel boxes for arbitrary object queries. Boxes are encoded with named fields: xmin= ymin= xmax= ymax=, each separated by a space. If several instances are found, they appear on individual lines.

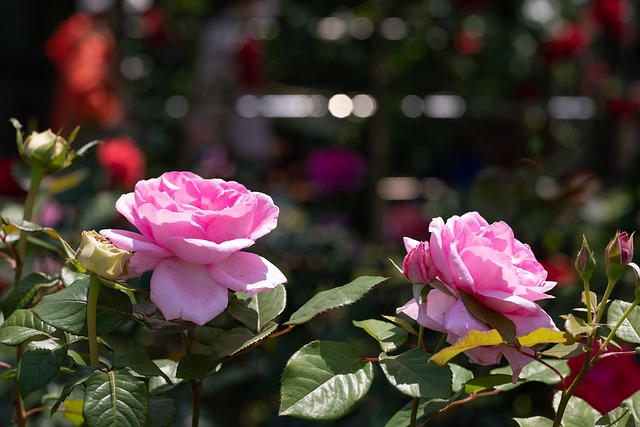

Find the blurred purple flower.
xmin=305 ymin=147 xmax=365 ymax=195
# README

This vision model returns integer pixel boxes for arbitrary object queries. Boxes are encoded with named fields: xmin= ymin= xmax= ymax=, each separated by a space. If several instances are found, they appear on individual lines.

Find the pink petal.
xmin=403 ymin=237 xmax=419 ymax=253
xmin=164 ymin=237 xmax=255 ymax=264
xmin=100 ymin=229 xmax=170 ymax=257
xmin=150 ymin=258 xmax=229 ymax=325
xmin=209 ymin=252 xmax=287 ymax=296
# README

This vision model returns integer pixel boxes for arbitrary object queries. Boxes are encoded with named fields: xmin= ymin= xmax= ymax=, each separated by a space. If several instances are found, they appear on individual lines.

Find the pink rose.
xmin=398 ymin=212 xmax=557 ymax=380
xmin=428 ymin=212 xmax=556 ymax=315
xmin=101 ymin=171 xmax=287 ymax=325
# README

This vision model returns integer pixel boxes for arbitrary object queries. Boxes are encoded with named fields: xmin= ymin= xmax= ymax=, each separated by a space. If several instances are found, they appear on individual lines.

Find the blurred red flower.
xmin=540 ymin=253 xmax=577 ymax=287
xmin=565 ymin=343 xmax=640 ymax=414
xmin=543 ymin=24 xmax=588 ymax=60
xmin=453 ymin=30 xmax=483 ymax=55
xmin=96 ymin=136 xmax=146 ymax=188
xmin=46 ymin=12 xmax=124 ymax=130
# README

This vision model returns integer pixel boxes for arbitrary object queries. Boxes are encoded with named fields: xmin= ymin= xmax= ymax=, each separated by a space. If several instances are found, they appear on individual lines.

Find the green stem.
xmin=552 ymin=341 xmax=593 ymax=427
xmin=87 ymin=276 xmax=101 ymax=366
xmin=409 ymin=326 xmax=426 ymax=427
xmin=582 ymin=277 xmax=593 ymax=324
xmin=14 ymin=166 xmax=46 ymax=284
xmin=191 ymin=379 xmax=202 ymax=427
xmin=594 ymin=294 xmax=640 ymax=361
xmin=13 ymin=166 xmax=46 ymax=427
xmin=595 ymin=278 xmax=616 ymax=324
xmin=185 ymin=326 xmax=202 ymax=427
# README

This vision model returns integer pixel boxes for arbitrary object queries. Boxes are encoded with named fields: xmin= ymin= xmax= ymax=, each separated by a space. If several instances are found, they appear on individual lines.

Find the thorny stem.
xmin=422 ymin=389 xmax=501 ymax=426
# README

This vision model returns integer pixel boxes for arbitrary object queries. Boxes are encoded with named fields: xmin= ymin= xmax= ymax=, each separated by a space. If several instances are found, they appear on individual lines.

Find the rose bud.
xmin=575 ymin=235 xmax=596 ymax=280
xmin=20 ymin=129 xmax=71 ymax=171
xmin=402 ymin=239 xmax=437 ymax=284
xmin=605 ymin=231 xmax=634 ymax=267
xmin=75 ymin=230 xmax=132 ymax=280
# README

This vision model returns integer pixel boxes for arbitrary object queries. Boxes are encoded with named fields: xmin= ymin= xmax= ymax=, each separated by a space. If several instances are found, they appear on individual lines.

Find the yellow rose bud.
xmin=75 ymin=230 xmax=132 ymax=280
xmin=22 ymin=129 xmax=70 ymax=171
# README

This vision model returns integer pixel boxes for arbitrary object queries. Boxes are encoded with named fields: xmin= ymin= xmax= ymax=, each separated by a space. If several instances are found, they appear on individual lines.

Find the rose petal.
xmin=100 ymin=228 xmax=170 ymax=257
xmin=163 ymin=236 xmax=254 ymax=264
xmin=403 ymin=237 xmax=419 ymax=253
xmin=150 ymin=258 xmax=229 ymax=325
xmin=209 ymin=251 xmax=287 ymax=296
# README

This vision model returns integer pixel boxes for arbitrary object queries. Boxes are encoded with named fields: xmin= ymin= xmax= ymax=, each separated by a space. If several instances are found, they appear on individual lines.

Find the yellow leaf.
xmin=517 ymin=327 xmax=575 ymax=347
xmin=62 ymin=399 xmax=84 ymax=426
xmin=431 ymin=330 xmax=504 ymax=366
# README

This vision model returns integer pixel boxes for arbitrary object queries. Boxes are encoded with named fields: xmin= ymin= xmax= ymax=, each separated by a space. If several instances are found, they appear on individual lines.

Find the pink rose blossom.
xmin=101 ymin=171 xmax=287 ymax=325
xmin=398 ymin=211 xmax=557 ymax=380
xmin=428 ymin=212 xmax=556 ymax=315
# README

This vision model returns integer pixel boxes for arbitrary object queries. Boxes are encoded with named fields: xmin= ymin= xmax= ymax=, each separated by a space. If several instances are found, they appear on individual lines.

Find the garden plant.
xmin=2 ymin=120 xmax=640 ymax=427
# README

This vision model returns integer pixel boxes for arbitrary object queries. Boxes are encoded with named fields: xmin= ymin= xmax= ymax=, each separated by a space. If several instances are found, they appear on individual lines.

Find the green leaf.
xmin=624 ymin=389 xmax=640 ymax=424
xmin=17 ymin=343 xmax=67 ymax=397
xmin=146 ymin=399 xmax=177 ymax=427
xmin=83 ymin=370 xmax=149 ymax=427
xmin=176 ymin=353 xmax=220 ymax=380
xmin=564 ymin=314 xmax=595 ymax=337
xmin=607 ymin=300 xmax=640 ymax=344
xmin=198 ymin=322 xmax=279 ymax=359
xmin=228 ymin=284 xmax=286 ymax=332
xmin=113 ymin=348 xmax=171 ymax=383
xmin=33 ymin=276 xmax=133 ymax=335
xmin=50 ymin=365 xmax=98 ymax=416
xmin=62 ymin=399 xmax=84 ymax=426
xmin=596 ymin=407 xmax=634 ymax=427
xmin=379 ymin=349 xmax=452 ymax=398
xmin=0 ymin=309 xmax=55 ymax=346
xmin=490 ymin=359 xmax=569 ymax=391
xmin=381 ymin=314 xmax=419 ymax=336
xmin=353 ymin=319 xmax=408 ymax=352
xmin=285 ymin=276 xmax=388 ymax=325
xmin=464 ymin=374 xmax=512 ymax=393
xmin=279 ymin=340 xmax=374 ymax=420
xmin=450 ymin=363 xmax=474 ymax=392
xmin=513 ymin=416 xmax=554 ymax=427
xmin=540 ymin=342 xmax=586 ymax=359
xmin=553 ymin=391 xmax=601 ymax=427
xmin=431 ymin=330 xmax=503 ymax=365
xmin=149 ymin=360 xmax=183 ymax=395
xmin=0 ymin=273 xmax=59 ymax=317
xmin=459 ymin=289 xmax=516 ymax=344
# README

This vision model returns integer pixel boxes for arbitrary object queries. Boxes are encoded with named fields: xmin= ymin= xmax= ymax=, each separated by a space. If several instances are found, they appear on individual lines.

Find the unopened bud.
xmin=402 ymin=238 xmax=437 ymax=284
xmin=76 ymin=230 xmax=132 ymax=280
xmin=575 ymin=235 xmax=596 ymax=280
xmin=21 ymin=129 xmax=70 ymax=171
xmin=605 ymin=231 xmax=634 ymax=267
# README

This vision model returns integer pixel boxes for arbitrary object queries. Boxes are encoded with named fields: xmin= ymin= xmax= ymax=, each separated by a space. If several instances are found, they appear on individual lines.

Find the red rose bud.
xmin=575 ymin=235 xmax=596 ymax=279
xmin=402 ymin=240 xmax=437 ymax=284
xmin=605 ymin=231 xmax=634 ymax=266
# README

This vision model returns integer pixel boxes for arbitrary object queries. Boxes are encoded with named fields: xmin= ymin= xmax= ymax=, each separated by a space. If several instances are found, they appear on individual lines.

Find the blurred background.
xmin=1 ymin=0 xmax=640 ymax=425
